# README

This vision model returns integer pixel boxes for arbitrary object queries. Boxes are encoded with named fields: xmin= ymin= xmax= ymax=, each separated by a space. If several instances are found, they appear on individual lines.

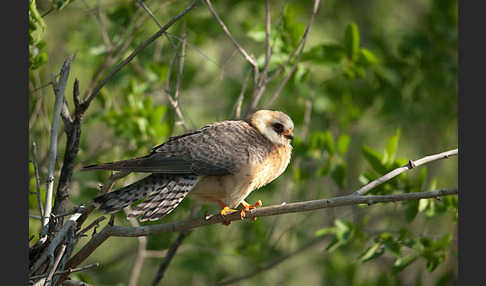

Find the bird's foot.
xmin=220 ymin=206 xmax=238 ymax=225
xmin=240 ymin=200 xmax=263 ymax=220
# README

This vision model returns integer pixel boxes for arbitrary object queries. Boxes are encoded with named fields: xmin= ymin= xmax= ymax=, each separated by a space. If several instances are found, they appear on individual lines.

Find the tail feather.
xmin=93 ymin=174 xmax=199 ymax=221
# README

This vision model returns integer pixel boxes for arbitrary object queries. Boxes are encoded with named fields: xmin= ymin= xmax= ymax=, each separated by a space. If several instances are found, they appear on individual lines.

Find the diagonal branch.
xmin=353 ymin=148 xmax=458 ymax=196
xmin=204 ymin=0 xmax=260 ymax=97
xmin=83 ymin=0 xmax=199 ymax=111
xmin=40 ymin=55 xmax=74 ymax=243
xmin=150 ymin=206 xmax=200 ymax=286
xmin=263 ymin=0 xmax=321 ymax=108
xmin=204 ymin=0 xmax=258 ymax=68
xmin=217 ymin=236 xmax=326 ymax=286
xmin=32 ymin=141 xmax=44 ymax=220
xmin=165 ymin=21 xmax=190 ymax=131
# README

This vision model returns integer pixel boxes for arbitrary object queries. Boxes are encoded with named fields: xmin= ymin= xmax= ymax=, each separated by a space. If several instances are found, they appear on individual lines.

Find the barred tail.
xmin=93 ymin=174 xmax=199 ymax=221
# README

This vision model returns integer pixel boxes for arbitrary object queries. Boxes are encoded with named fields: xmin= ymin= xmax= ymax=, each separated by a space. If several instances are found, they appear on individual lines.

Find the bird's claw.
xmin=240 ymin=200 xmax=262 ymax=220
xmin=220 ymin=206 xmax=238 ymax=226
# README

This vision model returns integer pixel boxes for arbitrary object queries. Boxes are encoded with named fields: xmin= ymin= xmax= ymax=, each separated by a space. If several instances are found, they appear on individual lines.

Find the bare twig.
xmin=29 ymin=263 xmax=99 ymax=281
xmin=233 ymin=71 xmax=251 ymax=119
xmin=43 ymin=244 xmax=67 ymax=286
xmin=166 ymin=23 xmax=190 ymax=131
xmin=264 ymin=0 xmax=321 ymax=108
xmin=300 ymin=99 xmax=312 ymax=138
xmin=137 ymin=0 xmax=163 ymax=29
xmin=32 ymin=141 xmax=44 ymax=219
xmin=353 ymin=148 xmax=458 ymax=196
xmin=204 ymin=0 xmax=260 ymax=97
xmin=40 ymin=56 xmax=74 ymax=243
xmin=50 ymin=78 xmax=82 ymax=235
xmin=31 ymin=81 xmax=54 ymax=93
xmin=150 ymin=230 xmax=191 ymax=286
xmin=84 ymin=0 xmax=199 ymax=110
xmin=31 ymin=210 xmax=83 ymax=275
xmin=204 ymin=0 xmax=258 ymax=68
xmin=261 ymin=0 xmax=272 ymax=83
xmin=93 ymin=3 xmax=113 ymax=51
xmin=77 ymin=216 xmax=106 ymax=237
xmin=126 ymin=207 xmax=147 ymax=286
xmin=30 ymin=214 xmax=43 ymax=220
xmin=174 ymin=22 xmax=186 ymax=102
xmin=217 ymin=236 xmax=325 ymax=285
xmin=51 ymin=225 xmax=77 ymax=286
xmin=60 ymin=223 xmax=113 ymax=284
xmin=150 ymin=206 xmax=200 ymax=286
xmin=248 ymin=0 xmax=272 ymax=112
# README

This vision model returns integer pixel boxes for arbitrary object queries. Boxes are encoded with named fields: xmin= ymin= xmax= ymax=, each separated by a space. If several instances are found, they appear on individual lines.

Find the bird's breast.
xmin=189 ymin=143 xmax=292 ymax=208
xmin=250 ymin=143 xmax=292 ymax=190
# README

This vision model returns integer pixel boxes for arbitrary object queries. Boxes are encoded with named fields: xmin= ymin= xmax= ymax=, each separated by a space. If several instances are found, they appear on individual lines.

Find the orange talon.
xmin=217 ymin=200 xmax=238 ymax=226
xmin=220 ymin=206 xmax=238 ymax=216
xmin=240 ymin=200 xmax=263 ymax=220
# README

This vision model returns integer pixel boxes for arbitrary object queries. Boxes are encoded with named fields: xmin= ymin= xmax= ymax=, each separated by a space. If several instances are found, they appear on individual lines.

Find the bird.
xmin=82 ymin=109 xmax=294 ymax=223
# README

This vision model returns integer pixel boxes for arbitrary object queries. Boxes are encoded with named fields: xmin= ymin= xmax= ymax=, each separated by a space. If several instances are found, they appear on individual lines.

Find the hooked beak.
xmin=283 ymin=129 xmax=294 ymax=140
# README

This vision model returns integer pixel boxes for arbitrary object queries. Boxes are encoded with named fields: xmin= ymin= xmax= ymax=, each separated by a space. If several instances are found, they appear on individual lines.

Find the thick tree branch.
xmin=110 ymin=188 xmax=457 ymax=237
xmin=65 ymin=188 xmax=456 ymax=275
xmin=50 ymin=78 xmax=83 ymax=235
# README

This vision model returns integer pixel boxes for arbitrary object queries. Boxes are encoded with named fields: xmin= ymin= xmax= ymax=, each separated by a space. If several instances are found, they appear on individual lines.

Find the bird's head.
xmin=249 ymin=110 xmax=294 ymax=146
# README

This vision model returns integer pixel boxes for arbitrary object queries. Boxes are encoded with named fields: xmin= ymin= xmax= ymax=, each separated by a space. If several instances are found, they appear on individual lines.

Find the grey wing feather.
xmin=94 ymin=174 xmax=199 ymax=221
xmin=83 ymin=121 xmax=262 ymax=176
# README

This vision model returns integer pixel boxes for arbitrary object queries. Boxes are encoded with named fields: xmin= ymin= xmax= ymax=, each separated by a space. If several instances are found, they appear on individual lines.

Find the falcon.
xmin=82 ymin=110 xmax=294 ymax=222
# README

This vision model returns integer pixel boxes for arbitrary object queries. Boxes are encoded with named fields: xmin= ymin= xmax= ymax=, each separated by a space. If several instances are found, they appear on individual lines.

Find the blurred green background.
xmin=29 ymin=0 xmax=457 ymax=285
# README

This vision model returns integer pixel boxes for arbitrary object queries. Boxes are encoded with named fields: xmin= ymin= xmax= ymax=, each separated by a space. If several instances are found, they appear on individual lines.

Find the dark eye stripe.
xmin=272 ymin=123 xmax=284 ymax=133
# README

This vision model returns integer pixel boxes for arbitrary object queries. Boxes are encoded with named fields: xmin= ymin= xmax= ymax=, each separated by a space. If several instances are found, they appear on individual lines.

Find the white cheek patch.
xmin=261 ymin=128 xmax=283 ymax=145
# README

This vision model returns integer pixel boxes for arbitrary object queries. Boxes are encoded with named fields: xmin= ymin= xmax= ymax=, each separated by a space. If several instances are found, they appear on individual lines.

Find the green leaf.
xmin=315 ymin=227 xmax=336 ymax=237
xmin=309 ymin=131 xmax=335 ymax=155
xmin=331 ymin=163 xmax=347 ymax=188
xmin=337 ymin=134 xmax=351 ymax=155
xmin=392 ymin=252 xmax=420 ymax=274
xmin=384 ymin=129 xmax=401 ymax=164
xmin=359 ymin=243 xmax=384 ymax=263
xmin=302 ymin=43 xmax=347 ymax=65
xmin=282 ymin=3 xmax=306 ymax=51
xmin=324 ymin=131 xmax=336 ymax=155
xmin=418 ymin=198 xmax=429 ymax=212
xmin=405 ymin=200 xmax=419 ymax=222
xmin=344 ymin=23 xmax=360 ymax=60
xmin=357 ymin=48 xmax=379 ymax=67
xmin=362 ymin=146 xmax=387 ymax=174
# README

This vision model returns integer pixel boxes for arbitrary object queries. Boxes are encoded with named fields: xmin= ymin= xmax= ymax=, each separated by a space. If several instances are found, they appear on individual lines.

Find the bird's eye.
xmin=272 ymin=123 xmax=284 ymax=134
